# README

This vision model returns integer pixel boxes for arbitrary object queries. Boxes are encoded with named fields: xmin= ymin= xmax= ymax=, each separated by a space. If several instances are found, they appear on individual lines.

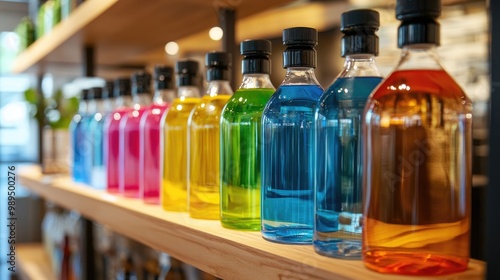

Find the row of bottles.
xmin=69 ymin=0 xmax=471 ymax=276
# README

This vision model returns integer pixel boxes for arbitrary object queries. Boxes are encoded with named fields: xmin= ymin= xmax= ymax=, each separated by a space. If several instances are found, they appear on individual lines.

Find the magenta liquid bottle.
xmin=140 ymin=66 xmax=175 ymax=204
xmin=104 ymin=78 xmax=132 ymax=193
xmin=120 ymin=71 xmax=152 ymax=198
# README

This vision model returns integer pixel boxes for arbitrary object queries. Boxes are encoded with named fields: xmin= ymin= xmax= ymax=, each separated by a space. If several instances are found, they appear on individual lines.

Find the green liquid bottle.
xmin=220 ymin=40 xmax=275 ymax=230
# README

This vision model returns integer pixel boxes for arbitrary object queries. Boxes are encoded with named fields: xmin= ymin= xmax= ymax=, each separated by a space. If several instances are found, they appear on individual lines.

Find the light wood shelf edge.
xmin=12 ymin=0 xmax=118 ymax=73
xmin=18 ymin=165 xmax=485 ymax=280
xmin=17 ymin=243 xmax=56 ymax=280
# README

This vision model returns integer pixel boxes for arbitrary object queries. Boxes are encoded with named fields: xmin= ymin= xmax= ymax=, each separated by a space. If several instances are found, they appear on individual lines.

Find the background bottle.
xmin=70 ymin=88 xmax=89 ymax=183
xmin=141 ymin=66 xmax=175 ymax=204
xmin=163 ymin=60 xmax=201 ymax=212
xmin=220 ymin=40 xmax=275 ymax=230
xmin=104 ymin=78 xmax=132 ymax=193
xmin=362 ymin=0 xmax=472 ymax=275
xmin=189 ymin=52 xmax=233 ymax=219
xmin=89 ymin=86 xmax=110 ymax=189
xmin=120 ymin=71 xmax=152 ymax=198
xmin=314 ymin=10 xmax=383 ymax=259
xmin=261 ymin=27 xmax=323 ymax=244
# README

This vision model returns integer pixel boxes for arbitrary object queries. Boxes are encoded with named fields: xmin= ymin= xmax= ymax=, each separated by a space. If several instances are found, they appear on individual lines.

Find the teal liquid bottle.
xmin=220 ymin=40 xmax=275 ymax=230
xmin=314 ymin=9 xmax=383 ymax=259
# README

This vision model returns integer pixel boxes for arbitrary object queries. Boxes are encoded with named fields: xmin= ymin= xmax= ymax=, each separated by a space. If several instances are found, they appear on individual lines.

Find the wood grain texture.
xmin=17 ymin=243 xmax=56 ymax=280
xmin=19 ymin=166 xmax=485 ymax=280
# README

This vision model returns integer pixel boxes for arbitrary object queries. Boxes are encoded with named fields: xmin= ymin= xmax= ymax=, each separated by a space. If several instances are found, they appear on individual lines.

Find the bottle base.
xmin=363 ymin=250 xmax=469 ymax=276
xmin=261 ymin=225 xmax=312 ymax=244
xmin=313 ymin=239 xmax=361 ymax=259
xmin=221 ymin=218 xmax=260 ymax=231
xmin=143 ymin=197 xmax=160 ymax=205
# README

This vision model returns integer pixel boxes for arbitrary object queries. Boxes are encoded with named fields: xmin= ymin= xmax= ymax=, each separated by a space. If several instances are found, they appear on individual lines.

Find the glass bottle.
xmin=189 ymin=52 xmax=233 ymax=219
xmin=70 ymin=89 xmax=89 ymax=183
xmin=163 ymin=60 xmax=201 ymax=212
xmin=362 ymin=0 xmax=472 ymax=275
xmin=104 ymin=78 xmax=132 ymax=193
xmin=141 ymin=66 xmax=175 ymax=204
xmin=220 ymin=40 xmax=275 ymax=230
xmin=89 ymin=86 xmax=110 ymax=189
xmin=261 ymin=27 xmax=323 ymax=244
xmin=120 ymin=71 xmax=152 ymax=198
xmin=314 ymin=10 xmax=383 ymax=259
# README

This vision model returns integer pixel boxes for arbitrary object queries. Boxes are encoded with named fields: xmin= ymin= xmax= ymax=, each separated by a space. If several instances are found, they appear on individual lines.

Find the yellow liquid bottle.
xmin=189 ymin=51 xmax=233 ymax=219
xmin=162 ymin=60 xmax=200 ymax=212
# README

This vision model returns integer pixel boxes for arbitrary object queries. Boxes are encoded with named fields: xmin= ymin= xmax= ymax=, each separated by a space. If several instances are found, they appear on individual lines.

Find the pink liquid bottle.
xmin=120 ymin=71 xmax=152 ymax=198
xmin=140 ymin=66 xmax=175 ymax=204
xmin=104 ymin=78 xmax=132 ymax=193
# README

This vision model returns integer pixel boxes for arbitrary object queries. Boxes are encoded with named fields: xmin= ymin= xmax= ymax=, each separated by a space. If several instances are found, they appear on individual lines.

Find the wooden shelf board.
xmin=19 ymin=166 xmax=485 ymax=280
xmin=17 ymin=243 xmax=56 ymax=280
xmin=12 ymin=0 xmax=293 ymax=74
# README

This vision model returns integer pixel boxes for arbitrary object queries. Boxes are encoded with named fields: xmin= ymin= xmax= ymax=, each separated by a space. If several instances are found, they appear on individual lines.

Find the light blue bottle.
xmin=314 ymin=9 xmax=383 ymax=258
xmin=88 ymin=83 xmax=113 ymax=189
xmin=70 ymin=89 xmax=90 ymax=183
xmin=80 ymin=89 xmax=97 ymax=185
xmin=261 ymin=27 xmax=323 ymax=244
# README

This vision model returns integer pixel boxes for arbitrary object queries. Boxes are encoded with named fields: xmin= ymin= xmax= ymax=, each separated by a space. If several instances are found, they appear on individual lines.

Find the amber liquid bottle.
xmin=362 ymin=0 xmax=472 ymax=276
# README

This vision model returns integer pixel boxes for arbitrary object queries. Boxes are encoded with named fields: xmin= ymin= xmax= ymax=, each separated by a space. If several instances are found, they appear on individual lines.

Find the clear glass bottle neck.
xmin=78 ymin=101 xmax=87 ymax=114
xmin=132 ymin=93 xmax=152 ymax=109
xmin=396 ymin=44 xmax=443 ymax=71
xmin=339 ymin=54 xmax=383 ymax=78
xmin=94 ymin=100 xmax=107 ymax=114
xmin=153 ymin=89 xmax=176 ymax=105
xmin=115 ymin=96 xmax=133 ymax=109
xmin=206 ymin=80 xmax=233 ymax=97
xmin=239 ymin=73 xmax=275 ymax=90
xmin=104 ymin=98 xmax=114 ymax=113
xmin=282 ymin=67 xmax=321 ymax=86
xmin=86 ymin=100 xmax=97 ymax=114
xmin=177 ymin=86 xmax=200 ymax=98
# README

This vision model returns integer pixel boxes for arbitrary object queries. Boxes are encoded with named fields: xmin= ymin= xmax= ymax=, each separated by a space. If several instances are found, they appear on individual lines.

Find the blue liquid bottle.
xmin=70 ymin=89 xmax=90 ymax=182
xmin=314 ymin=9 xmax=383 ymax=258
xmin=88 ymin=84 xmax=112 ymax=189
xmin=261 ymin=27 xmax=323 ymax=244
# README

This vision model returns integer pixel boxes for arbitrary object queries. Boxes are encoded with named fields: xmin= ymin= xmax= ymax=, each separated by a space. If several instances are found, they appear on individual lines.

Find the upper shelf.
xmin=11 ymin=0 xmax=294 ymax=74
xmin=19 ymin=165 xmax=485 ymax=280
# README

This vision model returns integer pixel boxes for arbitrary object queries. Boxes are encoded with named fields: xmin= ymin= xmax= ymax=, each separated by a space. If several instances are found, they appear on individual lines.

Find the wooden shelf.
xmin=19 ymin=165 xmax=485 ymax=280
xmin=17 ymin=243 xmax=56 ymax=280
xmin=12 ymin=0 xmax=293 ymax=74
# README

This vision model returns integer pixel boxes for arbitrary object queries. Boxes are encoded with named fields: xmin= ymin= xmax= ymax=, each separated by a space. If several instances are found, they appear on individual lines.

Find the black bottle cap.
xmin=241 ymin=39 xmax=272 ymax=74
xmin=176 ymin=60 xmax=199 ymax=87
xmin=340 ymin=9 xmax=380 ymax=56
xmin=114 ymin=78 xmax=131 ymax=97
xmin=154 ymin=65 xmax=174 ymax=90
xmin=91 ymin=87 xmax=104 ymax=99
xmin=396 ymin=0 xmax=441 ymax=20
xmin=282 ymin=27 xmax=318 ymax=68
xmin=131 ymin=71 xmax=152 ymax=95
xmin=81 ymin=89 xmax=91 ymax=100
xmin=104 ymin=80 xmax=114 ymax=98
xmin=205 ymin=51 xmax=231 ymax=81
xmin=396 ymin=0 xmax=441 ymax=47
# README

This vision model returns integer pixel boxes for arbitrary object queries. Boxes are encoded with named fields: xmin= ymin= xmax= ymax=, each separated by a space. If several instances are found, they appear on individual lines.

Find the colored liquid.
xmin=74 ymin=115 xmax=93 ymax=184
xmin=70 ymin=114 xmax=86 ymax=182
xmin=189 ymin=95 xmax=231 ymax=219
xmin=121 ymin=106 xmax=148 ymax=198
xmin=220 ymin=88 xmax=274 ymax=230
xmin=89 ymin=112 xmax=106 ymax=189
xmin=314 ymin=77 xmax=382 ymax=258
xmin=141 ymin=103 xmax=169 ymax=204
xmin=363 ymin=70 xmax=471 ymax=275
xmin=104 ymin=109 xmax=129 ymax=193
xmin=261 ymin=84 xmax=323 ymax=244
xmin=162 ymin=97 xmax=200 ymax=211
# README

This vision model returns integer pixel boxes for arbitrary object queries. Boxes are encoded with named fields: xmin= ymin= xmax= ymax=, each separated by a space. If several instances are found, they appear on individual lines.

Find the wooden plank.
xmin=17 ymin=243 xmax=56 ymax=280
xmin=11 ymin=0 xmax=293 ymax=74
xmin=19 ymin=166 xmax=485 ymax=280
